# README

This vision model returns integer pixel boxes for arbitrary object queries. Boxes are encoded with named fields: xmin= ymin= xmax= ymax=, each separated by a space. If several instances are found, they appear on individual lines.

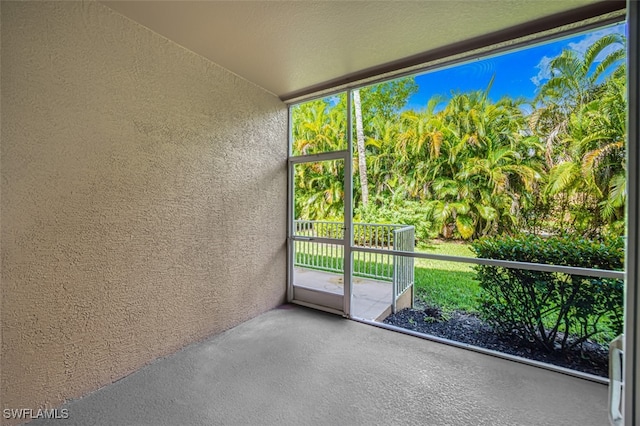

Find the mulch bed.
xmin=382 ymin=302 xmax=609 ymax=378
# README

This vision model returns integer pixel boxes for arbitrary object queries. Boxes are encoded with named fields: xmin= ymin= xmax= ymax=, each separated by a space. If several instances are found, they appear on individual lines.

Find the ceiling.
xmin=103 ymin=0 xmax=612 ymax=101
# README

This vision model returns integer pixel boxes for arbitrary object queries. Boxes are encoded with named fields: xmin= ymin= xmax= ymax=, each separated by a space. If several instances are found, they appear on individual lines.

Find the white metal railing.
xmin=294 ymin=220 xmax=415 ymax=312
xmin=294 ymin=220 xmax=346 ymax=275
xmin=294 ymin=220 xmax=408 ymax=280
xmin=295 ymin=220 xmax=345 ymax=240
xmin=392 ymin=226 xmax=415 ymax=313
xmin=295 ymin=241 xmax=345 ymax=274
xmin=353 ymin=223 xmax=406 ymax=280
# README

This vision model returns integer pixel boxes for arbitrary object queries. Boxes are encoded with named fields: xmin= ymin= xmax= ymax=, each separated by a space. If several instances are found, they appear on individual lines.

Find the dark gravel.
xmin=383 ymin=303 xmax=609 ymax=377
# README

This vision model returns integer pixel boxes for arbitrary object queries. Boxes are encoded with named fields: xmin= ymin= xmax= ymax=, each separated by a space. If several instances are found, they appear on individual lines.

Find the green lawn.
xmin=295 ymin=239 xmax=479 ymax=313
xmin=413 ymin=240 xmax=479 ymax=313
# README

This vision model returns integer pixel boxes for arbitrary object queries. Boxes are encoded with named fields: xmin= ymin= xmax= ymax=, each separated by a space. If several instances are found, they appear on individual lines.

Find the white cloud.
xmin=531 ymin=56 xmax=553 ymax=87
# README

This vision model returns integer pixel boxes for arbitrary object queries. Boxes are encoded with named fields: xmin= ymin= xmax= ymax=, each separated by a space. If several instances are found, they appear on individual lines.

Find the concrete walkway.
xmin=33 ymin=305 xmax=609 ymax=426
xmin=293 ymin=267 xmax=393 ymax=320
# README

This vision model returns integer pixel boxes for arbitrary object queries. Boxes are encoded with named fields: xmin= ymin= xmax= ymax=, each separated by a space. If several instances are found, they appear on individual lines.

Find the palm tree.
xmin=394 ymin=101 xmax=450 ymax=199
xmin=291 ymin=97 xmax=346 ymax=156
xmin=535 ymin=33 xmax=627 ymax=237
xmin=291 ymin=97 xmax=347 ymax=220
xmin=420 ymin=80 xmax=542 ymax=239
xmin=537 ymin=33 xmax=625 ymax=111
xmin=533 ymin=33 xmax=626 ymax=167
xmin=294 ymin=159 xmax=344 ymax=220
xmin=363 ymin=115 xmax=401 ymax=202
xmin=351 ymin=78 xmax=418 ymax=208
xmin=353 ymin=89 xmax=370 ymax=207
xmin=544 ymin=72 xmax=626 ymax=236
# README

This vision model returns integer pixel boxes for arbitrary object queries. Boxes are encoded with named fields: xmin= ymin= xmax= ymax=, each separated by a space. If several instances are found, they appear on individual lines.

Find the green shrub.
xmin=471 ymin=234 xmax=623 ymax=352
xmin=355 ymin=200 xmax=436 ymax=246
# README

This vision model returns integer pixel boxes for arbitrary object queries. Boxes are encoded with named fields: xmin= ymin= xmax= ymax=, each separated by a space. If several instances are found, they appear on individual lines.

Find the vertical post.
xmin=286 ymin=107 xmax=294 ymax=303
xmin=392 ymin=229 xmax=398 ymax=314
xmin=625 ymin=1 xmax=640 ymax=424
xmin=344 ymin=91 xmax=353 ymax=317
xmin=375 ymin=226 xmax=378 ymax=276
xmin=411 ymin=227 xmax=415 ymax=308
xmin=388 ymin=226 xmax=392 ymax=278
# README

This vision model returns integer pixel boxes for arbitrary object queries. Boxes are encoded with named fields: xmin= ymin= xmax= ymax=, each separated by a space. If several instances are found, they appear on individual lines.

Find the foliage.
xmin=530 ymin=33 xmax=627 ymax=238
xmin=291 ymin=32 xmax=627 ymax=242
xmin=355 ymin=200 xmax=436 ymax=246
xmin=291 ymin=95 xmax=347 ymax=220
xmin=293 ymin=158 xmax=345 ymax=220
xmin=471 ymin=234 xmax=624 ymax=351
xmin=291 ymin=94 xmax=347 ymax=156
xmin=358 ymin=78 xmax=419 ymax=122
xmin=357 ymin=79 xmax=544 ymax=240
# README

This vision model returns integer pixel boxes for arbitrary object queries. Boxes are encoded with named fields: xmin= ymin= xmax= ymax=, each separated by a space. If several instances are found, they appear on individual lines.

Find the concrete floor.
xmin=293 ymin=267 xmax=393 ymax=320
xmin=33 ymin=305 xmax=609 ymax=426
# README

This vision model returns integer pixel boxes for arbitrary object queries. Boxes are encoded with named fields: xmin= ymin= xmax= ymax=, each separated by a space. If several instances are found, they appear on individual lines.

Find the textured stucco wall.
xmin=1 ymin=1 xmax=287 ymax=420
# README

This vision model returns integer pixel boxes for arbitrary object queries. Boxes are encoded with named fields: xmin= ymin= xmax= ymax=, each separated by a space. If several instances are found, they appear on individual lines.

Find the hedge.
xmin=471 ymin=234 xmax=623 ymax=352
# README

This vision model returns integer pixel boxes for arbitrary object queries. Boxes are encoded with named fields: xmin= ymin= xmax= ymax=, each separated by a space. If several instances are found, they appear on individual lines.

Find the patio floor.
xmin=293 ymin=267 xmax=393 ymax=320
xmin=33 ymin=305 xmax=609 ymax=426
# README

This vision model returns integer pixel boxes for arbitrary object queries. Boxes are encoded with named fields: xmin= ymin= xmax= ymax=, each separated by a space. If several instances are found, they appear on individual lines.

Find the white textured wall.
xmin=1 ymin=1 xmax=287 ymax=418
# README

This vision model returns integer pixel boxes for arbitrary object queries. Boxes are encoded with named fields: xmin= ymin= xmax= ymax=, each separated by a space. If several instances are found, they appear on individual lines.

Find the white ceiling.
xmin=103 ymin=0 xmax=604 ymax=100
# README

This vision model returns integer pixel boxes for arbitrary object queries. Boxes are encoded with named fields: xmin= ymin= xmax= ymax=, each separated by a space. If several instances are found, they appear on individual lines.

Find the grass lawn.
xmin=414 ymin=240 xmax=479 ymax=313
xmin=295 ymin=239 xmax=480 ymax=313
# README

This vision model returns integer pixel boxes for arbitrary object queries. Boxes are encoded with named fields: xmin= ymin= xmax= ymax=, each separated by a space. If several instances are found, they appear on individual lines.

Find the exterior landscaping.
xmin=385 ymin=235 xmax=623 ymax=377
xmin=291 ymin=27 xmax=627 ymax=375
xmin=296 ymin=236 xmax=622 ymax=376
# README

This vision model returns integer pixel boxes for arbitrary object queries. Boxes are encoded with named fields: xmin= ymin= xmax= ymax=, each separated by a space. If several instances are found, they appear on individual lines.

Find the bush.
xmin=355 ymin=200 xmax=436 ymax=246
xmin=471 ymin=234 xmax=623 ymax=352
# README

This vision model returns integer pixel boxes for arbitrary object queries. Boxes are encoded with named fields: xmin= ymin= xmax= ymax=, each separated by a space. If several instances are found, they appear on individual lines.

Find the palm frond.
xmin=546 ymin=161 xmax=580 ymax=195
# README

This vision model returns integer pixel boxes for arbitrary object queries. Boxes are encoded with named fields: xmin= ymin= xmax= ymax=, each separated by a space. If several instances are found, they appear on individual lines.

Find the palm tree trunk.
xmin=353 ymin=89 xmax=369 ymax=207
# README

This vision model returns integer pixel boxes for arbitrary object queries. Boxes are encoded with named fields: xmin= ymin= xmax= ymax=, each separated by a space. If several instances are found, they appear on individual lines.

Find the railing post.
xmin=409 ymin=227 xmax=415 ymax=308
xmin=392 ymin=229 xmax=398 ymax=314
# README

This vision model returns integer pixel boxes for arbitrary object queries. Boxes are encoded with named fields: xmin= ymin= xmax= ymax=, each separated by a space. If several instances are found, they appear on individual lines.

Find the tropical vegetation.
xmin=473 ymin=234 xmax=624 ymax=349
xmin=291 ymin=30 xmax=627 ymax=350
xmin=291 ymin=32 xmax=627 ymax=243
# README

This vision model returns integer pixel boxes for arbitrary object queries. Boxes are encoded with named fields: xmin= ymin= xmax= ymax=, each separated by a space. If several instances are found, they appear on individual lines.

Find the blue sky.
xmin=404 ymin=22 xmax=627 ymax=111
